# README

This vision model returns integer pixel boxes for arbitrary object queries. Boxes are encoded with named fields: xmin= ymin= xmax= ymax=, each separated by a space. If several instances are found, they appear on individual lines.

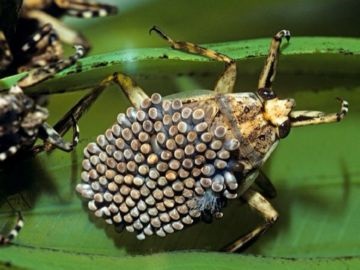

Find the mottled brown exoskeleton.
xmin=0 ymin=0 xmax=117 ymax=76
xmin=0 ymin=45 xmax=87 ymax=162
xmin=76 ymin=27 xmax=348 ymax=252
xmin=0 ymin=45 xmax=86 ymax=245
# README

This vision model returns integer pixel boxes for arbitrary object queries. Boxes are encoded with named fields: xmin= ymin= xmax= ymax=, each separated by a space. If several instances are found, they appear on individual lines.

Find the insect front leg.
xmin=290 ymin=98 xmax=348 ymax=127
xmin=0 ymin=212 xmax=24 ymax=246
xmin=222 ymin=189 xmax=278 ymax=252
xmin=258 ymin=30 xmax=290 ymax=96
xmin=149 ymin=26 xmax=237 ymax=94
xmin=18 ymin=44 xmax=85 ymax=88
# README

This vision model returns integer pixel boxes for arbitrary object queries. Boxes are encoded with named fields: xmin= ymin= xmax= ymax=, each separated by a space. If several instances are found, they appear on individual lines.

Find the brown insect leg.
xmin=258 ymin=30 xmax=290 ymax=91
xmin=52 ymin=85 xmax=106 ymax=138
xmin=18 ymin=44 xmax=85 ymax=88
xmin=24 ymin=10 xmax=91 ymax=53
xmin=255 ymin=170 xmax=277 ymax=198
xmin=33 ymin=116 xmax=79 ymax=153
xmin=42 ymin=72 xmax=148 ymax=153
xmin=109 ymin=72 xmax=149 ymax=108
xmin=290 ymin=98 xmax=348 ymax=127
xmin=33 ymin=85 xmax=104 ymax=154
xmin=149 ymin=26 xmax=236 ymax=94
xmin=222 ymin=189 xmax=278 ymax=252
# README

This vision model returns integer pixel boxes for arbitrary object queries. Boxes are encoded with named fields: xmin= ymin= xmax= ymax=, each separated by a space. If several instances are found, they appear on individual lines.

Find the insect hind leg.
xmin=108 ymin=72 xmax=149 ymax=108
xmin=149 ymin=26 xmax=237 ymax=94
xmin=255 ymin=170 xmax=277 ymax=198
xmin=222 ymin=189 xmax=278 ymax=252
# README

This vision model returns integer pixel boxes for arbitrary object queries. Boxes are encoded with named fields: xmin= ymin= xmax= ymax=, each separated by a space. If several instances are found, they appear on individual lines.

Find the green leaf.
xmin=0 ymin=36 xmax=359 ymax=94
xmin=1 ymin=248 xmax=360 ymax=270
xmin=0 ymin=36 xmax=359 ymax=269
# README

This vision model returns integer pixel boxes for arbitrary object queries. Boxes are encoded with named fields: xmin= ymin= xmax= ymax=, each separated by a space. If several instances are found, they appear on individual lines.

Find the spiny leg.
xmin=258 ymin=30 xmax=290 ymax=99
xmin=17 ymin=44 xmax=85 ymax=88
xmin=54 ymin=72 xmax=148 ymax=136
xmin=54 ymin=86 xmax=106 ymax=139
xmin=290 ymin=98 xmax=348 ymax=127
xmin=0 ymin=212 xmax=24 ymax=246
xmin=222 ymin=189 xmax=278 ymax=252
xmin=149 ymin=26 xmax=237 ymax=94
xmin=38 ymin=72 xmax=148 ymax=153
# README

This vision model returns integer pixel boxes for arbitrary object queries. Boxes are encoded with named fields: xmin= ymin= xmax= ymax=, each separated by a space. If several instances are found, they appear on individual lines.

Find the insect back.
xmin=76 ymin=86 xmax=292 ymax=240
xmin=76 ymin=27 xmax=348 ymax=251
xmin=78 ymin=92 xmax=243 ymax=239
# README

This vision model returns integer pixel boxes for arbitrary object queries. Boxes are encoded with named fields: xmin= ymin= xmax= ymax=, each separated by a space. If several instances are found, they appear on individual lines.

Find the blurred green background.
xmin=0 ymin=0 xmax=359 ymax=269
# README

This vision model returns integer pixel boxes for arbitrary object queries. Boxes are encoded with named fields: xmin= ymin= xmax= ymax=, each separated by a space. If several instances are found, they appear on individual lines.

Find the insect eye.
xmin=278 ymin=119 xmax=291 ymax=138
xmin=258 ymin=87 xmax=277 ymax=100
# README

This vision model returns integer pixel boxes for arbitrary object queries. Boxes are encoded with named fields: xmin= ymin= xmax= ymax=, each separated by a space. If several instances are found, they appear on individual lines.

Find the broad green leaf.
xmin=0 ymin=36 xmax=359 ymax=94
xmin=0 ymin=248 xmax=360 ymax=270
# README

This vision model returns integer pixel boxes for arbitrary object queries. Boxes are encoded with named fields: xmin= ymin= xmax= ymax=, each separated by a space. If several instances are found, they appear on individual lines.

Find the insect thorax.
xmin=178 ymin=91 xmax=279 ymax=171
xmin=218 ymin=92 xmax=279 ymax=165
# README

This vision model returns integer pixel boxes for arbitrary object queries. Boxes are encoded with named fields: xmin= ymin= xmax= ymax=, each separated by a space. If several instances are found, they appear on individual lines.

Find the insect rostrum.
xmin=76 ymin=27 xmax=348 ymax=252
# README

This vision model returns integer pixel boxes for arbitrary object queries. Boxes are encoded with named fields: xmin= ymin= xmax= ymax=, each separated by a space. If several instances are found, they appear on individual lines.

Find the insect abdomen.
xmin=77 ymin=93 xmax=250 ymax=239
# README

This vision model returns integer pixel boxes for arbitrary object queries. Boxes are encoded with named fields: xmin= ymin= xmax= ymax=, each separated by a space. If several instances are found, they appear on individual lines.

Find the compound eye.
xmin=258 ymin=87 xmax=277 ymax=100
xmin=278 ymin=119 xmax=291 ymax=138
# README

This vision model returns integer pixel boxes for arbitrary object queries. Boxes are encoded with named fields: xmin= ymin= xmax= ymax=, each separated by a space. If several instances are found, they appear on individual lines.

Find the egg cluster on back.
xmin=76 ymin=93 xmax=242 ymax=240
